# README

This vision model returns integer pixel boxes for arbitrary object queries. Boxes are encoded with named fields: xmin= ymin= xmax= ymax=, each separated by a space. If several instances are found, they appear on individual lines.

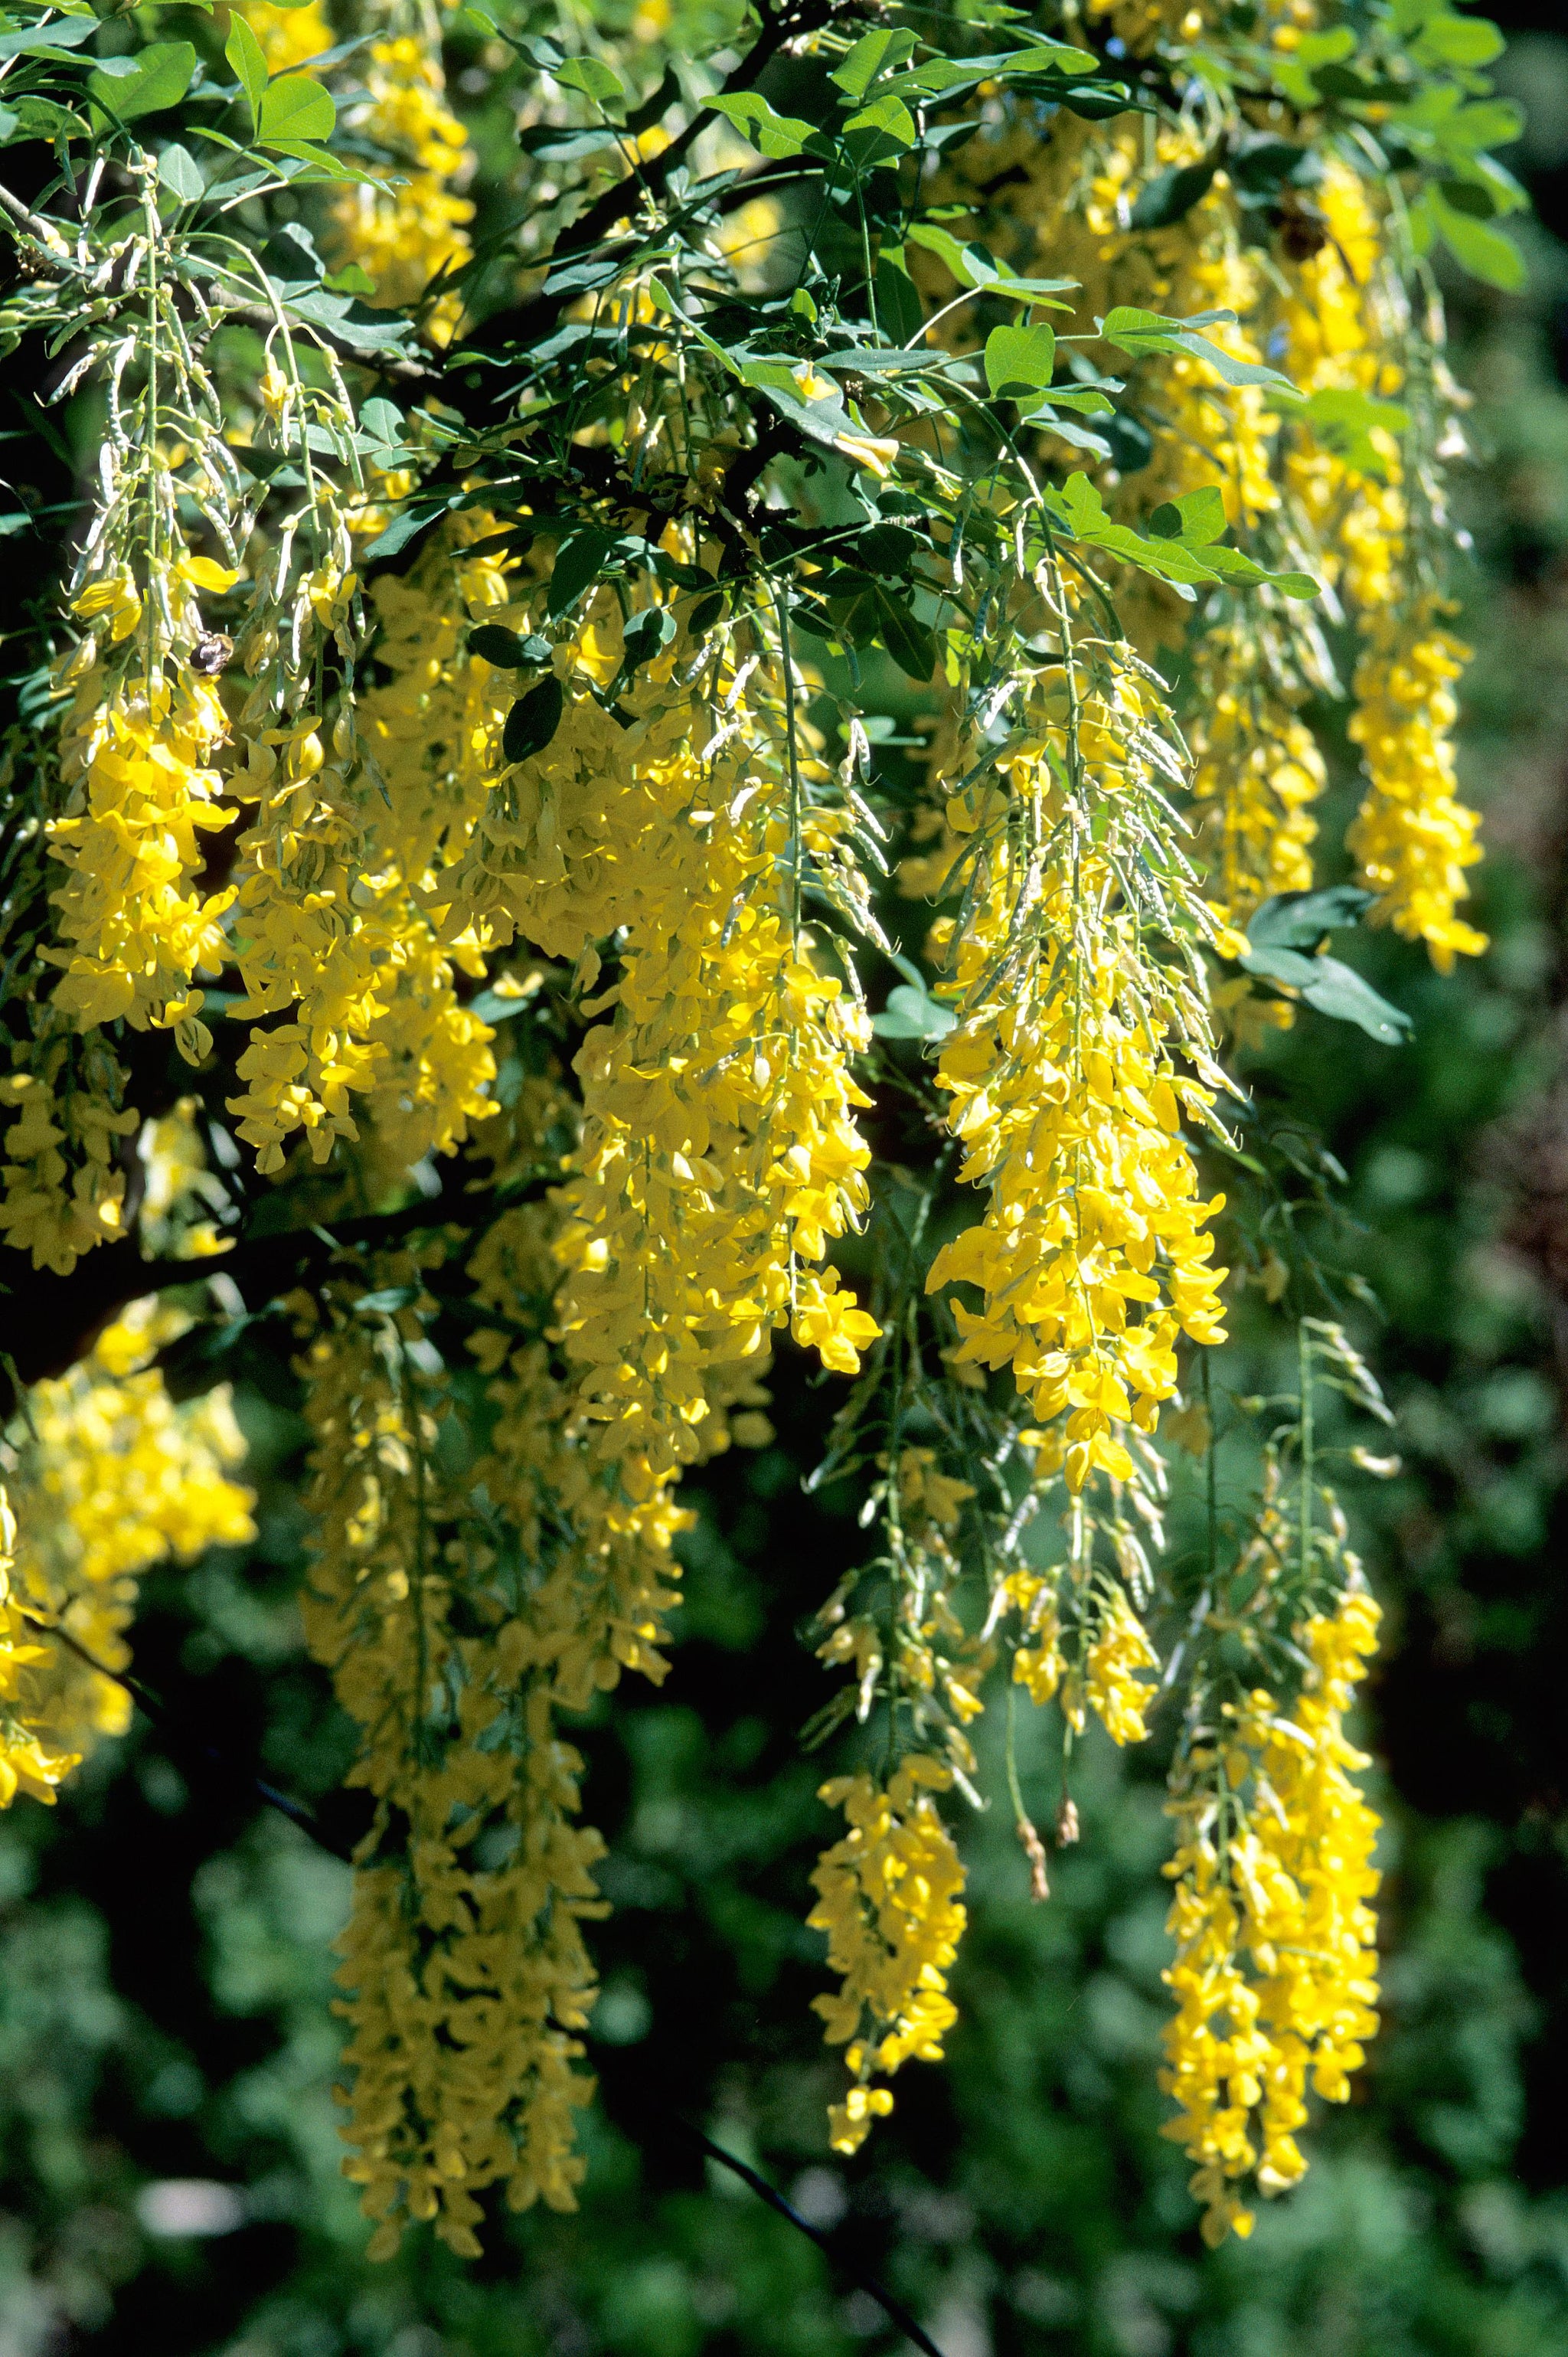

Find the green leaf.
xmin=873 ymin=589 xmax=936 ymax=682
xmin=1030 ymin=383 xmax=1116 ymax=415
xmin=872 ymin=985 xmax=956 ymax=1041
xmin=880 ymin=37 xmax=1095 ymax=106
xmin=830 ymin=28 xmax=916 ymax=100
xmin=875 ymin=253 xmax=924 ymax=345
xmin=1246 ymin=887 xmax=1376 ymax=953
xmin=1129 ymin=158 xmax=1217 ymax=231
xmin=466 ymin=987 xmax=537 ymax=1024
xmin=0 ymin=17 xmax=97 ymax=56
xmin=555 ymin=54 xmax=625 ymax=109
xmin=2 ymin=94 xmax=87 ymax=144
xmin=853 ymin=521 xmax=923 ymax=574
xmin=361 ymin=499 xmax=453 ymax=562
xmin=358 ymin=394 xmax=407 ymax=451
xmin=619 ymin=606 xmax=677 ymax=675
xmin=157 ymin=141 xmax=204 ymax=202
xmin=1151 ymin=486 xmax=1226 ymax=547
xmin=90 ymin=41 xmax=196 ymax=123
xmin=706 ymin=91 xmax=825 ymax=160
xmin=1410 ymin=11 xmax=1504 ymax=66
xmin=258 ymin=74 xmax=336 ymax=147
xmin=547 ymin=528 xmax=616 ymax=618
xmin=1274 ymin=385 xmax=1410 ymax=477
xmin=984 ymin=322 xmax=1057 ymax=397
xmin=353 ymin=1286 xmax=420 ymax=1316
xmin=906 ymin=221 xmax=1001 ymax=288
xmin=469 ymin=625 xmax=548 ymax=669
xmin=1240 ymin=946 xmax=1412 ymax=1045
xmin=224 ymin=12 xmax=268 ymax=130
xmin=1429 ymin=190 xmax=1526 ymax=291
xmin=502 ymin=675 xmax=566 ymax=765
xmin=1099 ymin=305 xmax=1297 ymax=392
xmin=1045 ymin=471 xmax=1318 ymax=599
xmin=843 ymin=93 xmax=917 ymax=149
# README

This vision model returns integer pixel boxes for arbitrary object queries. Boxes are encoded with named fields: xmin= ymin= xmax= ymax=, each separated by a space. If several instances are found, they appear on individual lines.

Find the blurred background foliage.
xmin=5 ymin=5 xmax=1568 ymax=2355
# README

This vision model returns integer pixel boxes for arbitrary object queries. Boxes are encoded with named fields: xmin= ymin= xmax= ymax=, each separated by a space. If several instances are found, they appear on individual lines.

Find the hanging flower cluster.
xmin=924 ymin=704 xmax=1229 ymax=1493
xmin=1161 ymin=1591 xmax=1383 ymax=2246
xmin=1348 ymin=608 xmax=1488 ymax=972
xmin=328 ymin=8 xmax=475 ymax=332
xmin=295 ymin=1253 xmax=619 ymax=2256
xmin=808 ymin=1754 xmax=968 ymax=2155
xmin=0 ymin=1301 xmax=253 ymax=1776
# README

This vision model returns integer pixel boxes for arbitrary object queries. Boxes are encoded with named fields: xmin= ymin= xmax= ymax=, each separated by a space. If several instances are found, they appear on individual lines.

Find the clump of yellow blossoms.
xmin=1188 ymin=629 xmax=1327 ymax=926
xmin=809 ymin=1754 xmax=968 ymax=2153
xmin=924 ymin=697 xmax=1227 ymax=1493
xmin=243 ymin=0 xmax=332 ymax=74
xmin=1348 ymin=610 xmax=1488 ymax=973
xmin=0 ymin=1301 xmax=253 ymax=1779
xmin=330 ymin=21 xmax=475 ymax=332
xmin=1161 ymin=1592 xmax=1383 ymax=2245
xmin=0 ymin=1023 xmax=136 ymax=1274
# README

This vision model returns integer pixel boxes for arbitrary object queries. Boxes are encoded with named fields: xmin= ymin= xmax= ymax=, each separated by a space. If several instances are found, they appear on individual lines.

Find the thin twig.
xmin=16 ymin=1609 xmax=357 ymax=1861
xmin=670 ymin=2120 xmax=949 ymax=2357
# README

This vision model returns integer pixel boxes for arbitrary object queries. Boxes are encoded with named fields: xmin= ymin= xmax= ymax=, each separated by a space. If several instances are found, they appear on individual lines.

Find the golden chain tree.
xmin=0 ymin=0 xmax=1519 ymax=2264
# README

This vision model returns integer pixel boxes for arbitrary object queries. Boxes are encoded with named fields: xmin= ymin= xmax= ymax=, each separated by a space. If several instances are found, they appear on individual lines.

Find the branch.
xmin=669 ymin=2121 xmax=949 ymax=2357
xmin=0 ymin=1172 xmax=549 ymax=1401
xmin=0 ymin=176 xmax=77 ymax=262
xmin=460 ymin=0 xmax=864 ymax=369
xmin=20 ymin=1608 xmax=360 ymax=1862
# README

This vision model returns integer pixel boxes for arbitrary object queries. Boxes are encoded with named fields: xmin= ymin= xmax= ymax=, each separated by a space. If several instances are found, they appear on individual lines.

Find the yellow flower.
xmin=1159 ymin=1592 xmax=1383 ymax=2244
xmin=1348 ymin=609 xmax=1487 ymax=971
xmin=44 ymin=651 xmax=236 ymax=1037
xmin=0 ymin=1301 xmax=253 ymax=1779
xmin=808 ymin=1755 xmax=967 ymax=2153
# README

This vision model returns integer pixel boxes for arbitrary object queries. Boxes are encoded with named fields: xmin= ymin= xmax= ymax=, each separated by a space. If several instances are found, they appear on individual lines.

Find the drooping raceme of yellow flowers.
xmin=1160 ymin=1590 xmax=1383 ymax=2246
xmin=1188 ymin=627 xmax=1327 ymax=927
xmin=425 ymin=591 xmax=880 ymax=1482
xmin=0 ymin=1486 xmax=79 ymax=1808
xmin=299 ymin=1147 xmax=696 ymax=2254
xmin=809 ymin=1754 xmax=967 ymax=2154
xmin=923 ymin=699 xmax=1227 ymax=1494
xmin=329 ymin=13 xmax=475 ymax=332
xmin=0 ymin=1023 xmax=137 ymax=1274
xmin=973 ymin=15 xmax=1485 ymax=976
xmin=0 ymin=1299 xmax=253 ymax=1776
xmin=1006 ymin=1565 xmax=1159 ymax=1747
xmin=240 ymin=0 xmax=475 ymax=333
xmin=224 ymin=518 xmax=503 ymax=1179
xmin=46 ymin=659 xmax=234 ymax=1052
xmin=1348 ymin=609 xmax=1488 ymax=973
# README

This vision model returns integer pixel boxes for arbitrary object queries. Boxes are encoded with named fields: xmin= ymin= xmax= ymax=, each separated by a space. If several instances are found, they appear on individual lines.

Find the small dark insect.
xmin=1276 ymin=191 xmax=1331 ymax=263
xmin=190 ymin=632 xmax=234 ymax=675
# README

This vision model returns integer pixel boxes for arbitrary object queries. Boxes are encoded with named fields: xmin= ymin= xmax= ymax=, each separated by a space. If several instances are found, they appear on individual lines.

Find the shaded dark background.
xmin=5 ymin=7 xmax=1568 ymax=2354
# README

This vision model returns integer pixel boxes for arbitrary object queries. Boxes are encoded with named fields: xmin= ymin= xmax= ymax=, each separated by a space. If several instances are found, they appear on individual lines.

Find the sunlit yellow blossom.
xmin=329 ymin=32 xmax=475 ymax=337
xmin=241 ymin=0 xmax=332 ymax=74
xmin=1348 ymin=611 xmax=1487 ymax=972
xmin=0 ymin=1300 xmax=253 ymax=1773
xmin=924 ymin=701 xmax=1227 ymax=1492
xmin=808 ymin=1754 xmax=967 ymax=2153
xmin=1160 ymin=1592 xmax=1383 ymax=2244
xmin=0 ymin=1028 xmax=136 ymax=1275
xmin=45 ymin=655 xmax=235 ymax=1039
